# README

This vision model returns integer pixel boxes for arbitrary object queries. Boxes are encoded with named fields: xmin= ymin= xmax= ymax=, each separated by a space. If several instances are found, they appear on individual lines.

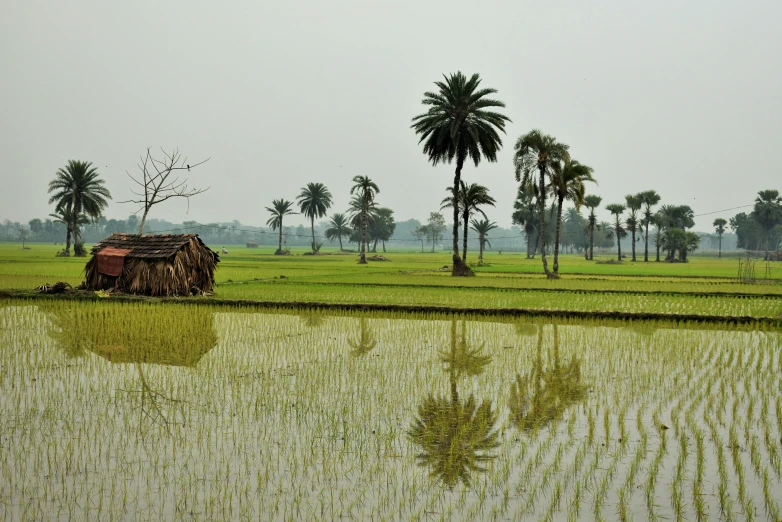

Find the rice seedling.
xmin=0 ymin=300 xmax=780 ymax=520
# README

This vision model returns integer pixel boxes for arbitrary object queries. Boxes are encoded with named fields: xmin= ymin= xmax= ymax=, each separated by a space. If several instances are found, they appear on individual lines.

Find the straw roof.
xmin=91 ymin=233 xmax=208 ymax=259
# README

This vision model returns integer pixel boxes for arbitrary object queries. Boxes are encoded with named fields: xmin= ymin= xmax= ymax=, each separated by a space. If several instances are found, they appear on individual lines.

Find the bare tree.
xmin=120 ymin=148 xmax=210 ymax=234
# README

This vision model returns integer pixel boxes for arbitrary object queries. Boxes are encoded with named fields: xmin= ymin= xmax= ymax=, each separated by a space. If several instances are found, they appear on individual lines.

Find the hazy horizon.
xmin=2 ymin=1 xmax=780 ymax=232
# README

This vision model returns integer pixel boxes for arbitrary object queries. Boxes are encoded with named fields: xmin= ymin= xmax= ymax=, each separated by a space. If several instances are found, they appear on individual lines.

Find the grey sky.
xmin=2 ymin=1 xmax=780 ymax=232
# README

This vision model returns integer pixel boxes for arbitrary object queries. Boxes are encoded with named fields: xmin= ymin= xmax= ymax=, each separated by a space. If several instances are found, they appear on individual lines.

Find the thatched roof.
xmin=91 ymin=233 xmax=214 ymax=259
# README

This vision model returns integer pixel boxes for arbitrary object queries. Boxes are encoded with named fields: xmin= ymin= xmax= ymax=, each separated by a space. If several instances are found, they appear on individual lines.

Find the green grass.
xmin=1 ymin=242 xmax=781 ymax=320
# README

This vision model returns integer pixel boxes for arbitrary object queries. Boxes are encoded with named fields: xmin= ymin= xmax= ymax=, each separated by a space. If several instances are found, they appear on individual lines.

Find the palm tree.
xmin=583 ymin=195 xmax=602 ymax=261
xmin=49 ymin=209 xmax=89 ymax=255
xmin=513 ymin=130 xmax=570 ymax=278
xmin=440 ymin=182 xmax=496 ymax=262
xmin=47 ymin=160 xmax=111 ymax=255
xmin=469 ymin=219 xmax=497 ymax=264
xmin=349 ymin=176 xmax=380 ymax=264
xmin=325 ymin=213 xmax=350 ymax=251
xmin=606 ymin=204 xmax=626 ymax=261
xmin=412 ymin=72 xmax=510 ymax=277
xmin=297 ymin=182 xmax=333 ymax=253
xmin=549 ymin=159 xmax=595 ymax=273
xmin=638 ymin=190 xmax=661 ymax=262
xmin=713 ymin=218 xmax=727 ymax=258
xmin=624 ymin=194 xmax=643 ymax=262
xmin=652 ymin=212 xmax=664 ymax=262
xmin=512 ymin=184 xmax=539 ymax=259
xmin=265 ymin=199 xmax=296 ymax=254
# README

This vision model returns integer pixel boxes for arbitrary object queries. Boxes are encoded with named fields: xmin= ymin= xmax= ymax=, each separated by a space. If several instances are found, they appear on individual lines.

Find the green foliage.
xmin=297 ymin=182 xmax=333 ymax=252
xmin=324 ymin=213 xmax=350 ymax=250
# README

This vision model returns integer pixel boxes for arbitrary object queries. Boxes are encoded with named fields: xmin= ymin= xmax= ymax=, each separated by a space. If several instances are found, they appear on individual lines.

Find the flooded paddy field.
xmin=1 ymin=300 xmax=781 ymax=521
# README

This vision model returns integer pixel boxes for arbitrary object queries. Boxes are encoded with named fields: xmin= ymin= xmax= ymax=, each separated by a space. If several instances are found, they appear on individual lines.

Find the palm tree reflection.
xmin=508 ymin=324 xmax=586 ymax=433
xmin=408 ymin=319 xmax=499 ymax=488
xmin=348 ymin=318 xmax=377 ymax=357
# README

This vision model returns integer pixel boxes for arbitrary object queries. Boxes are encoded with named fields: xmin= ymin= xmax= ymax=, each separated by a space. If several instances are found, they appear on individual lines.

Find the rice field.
xmin=2 ymin=300 xmax=781 ymax=521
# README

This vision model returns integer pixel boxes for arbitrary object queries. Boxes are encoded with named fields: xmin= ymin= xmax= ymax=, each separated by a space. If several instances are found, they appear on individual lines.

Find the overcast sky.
xmin=2 ymin=0 xmax=780 ymax=232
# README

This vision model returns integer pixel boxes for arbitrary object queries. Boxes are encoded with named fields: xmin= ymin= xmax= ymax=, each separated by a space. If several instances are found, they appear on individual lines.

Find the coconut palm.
xmin=513 ymin=130 xmax=570 ymax=278
xmin=470 ymin=219 xmax=497 ymax=263
xmin=512 ymin=184 xmax=539 ymax=259
xmin=606 ymin=204 xmax=626 ymax=261
xmin=440 ymin=182 xmax=496 ymax=262
xmin=297 ymin=183 xmax=333 ymax=253
xmin=638 ymin=190 xmax=661 ymax=262
xmin=47 ymin=160 xmax=111 ymax=255
xmin=265 ymin=199 xmax=296 ymax=254
xmin=624 ymin=194 xmax=643 ymax=262
xmin=412 ymin=72 xmax=510 ymax=276
xmin=349 ymin=176 xmax=380 ymax=264
xmin=713 ymin=218 xmax=727 ymax=258
xmin=583 ymin=195 xmax=602 ymax=261
xmin=549 ymin=160 xmax=595 ymax=273
xmin=325 ymin=213 xmax=350 ymax=251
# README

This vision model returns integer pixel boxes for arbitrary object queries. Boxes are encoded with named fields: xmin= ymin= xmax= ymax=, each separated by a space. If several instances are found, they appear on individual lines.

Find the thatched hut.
xmin=85 ymin=233 xmax=219 ymax=296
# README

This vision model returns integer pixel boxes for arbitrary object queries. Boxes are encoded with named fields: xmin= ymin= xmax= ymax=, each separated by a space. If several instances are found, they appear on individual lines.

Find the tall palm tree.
xmin=549 ymin=159 xmax=595 ymax=273
xmin=583 ymin=195 xmax=602 ymax=261
xmin=713 ymin=218 xmax=727 ymax=258
xmin=512 ymin=184 xmax=539 ymax=259
xmin=325 ymin=213 xmax=350 ymax=251
xmin=606 ymin=204 xmax=626 ymax=261
xmin=48 ymin=160 xmax=111 ymax=255
xmin=652 ymin=212 xmax=664 ymax=262
xmin=513 ymin=130 xmax=570 ymax=278
xmin=440 ymin=182 xmax=496 ymax=262
xmin=265 ymin=199 xmax=296 ymax=254
xmin=297 ymin=183 xmax=333 ymax=253
xmin=637 ymin=190 xmax=661 ymax=262
xmin=624 ymin=194 xmax=643 ymax=262
xmin=349 ymin=176 xmax=380 ymax=264
xmin=469 ymin=219 xmax=497 ymax=263
xmin=412 ymin=72 xmax=510 ymax=277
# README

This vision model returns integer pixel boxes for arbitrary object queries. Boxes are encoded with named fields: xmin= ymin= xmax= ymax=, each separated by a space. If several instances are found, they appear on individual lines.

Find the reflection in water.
xmin=48 ymin=305 xmax=217 ymax=431
xmin=299 ymin=310 xmax=326 ymax=328
xmin=348 ymin=318 xmax=377 ymax=357
xmin=508 ymin=324 xmax=587 ymax=432
xmin=408 ymin=320 xmax=499 ymax=488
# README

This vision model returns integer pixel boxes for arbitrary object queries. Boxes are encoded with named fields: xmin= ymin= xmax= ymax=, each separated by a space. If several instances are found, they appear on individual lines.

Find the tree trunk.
xmin=644 ymin=221 xmax=650 ymax=262
xmin=478 ymin=237 xmax=484 ymax=262
xmin=338 ymin=234 xmax=343 ymax=251
xmin=462 ymin=210 xmax=469 ymax=262
xmin=310 ymin=217 xmax=316 ymax=253
xmin=451 ymin=162 xmax=472 ymax=276
xmin=553 ymin=193 xmax=565 ymax=273
xmin=372 ymin=238 xmax=378 ymax=252
xmin=616 ymin=220 xmax=622 ymax=261
xmin=64 ymin=224 xmax=72 ymax=255
xmin=655 ymin=230 xmax=661 ymax=262
xmin=278 ymin=221 xmax=283 ymax=253
xmin=359 ymin=210 xmax=367 ymax=264
xmin=526 ymin=229 xmax=533 ymax=259
xmin=382 ymin=241 xmax=386 ymax=253
xmin=138 ymin=208 xmax=150 ymax=235
xmin=589 ymin=216 xmax=595 ymax=261
xmin=631 ymin=228 xmax=637 ymax=262
xmin=538 ymin=166 xmax=557 ymax=278
xmin=718 ymin=234 xmax=722 ymax=258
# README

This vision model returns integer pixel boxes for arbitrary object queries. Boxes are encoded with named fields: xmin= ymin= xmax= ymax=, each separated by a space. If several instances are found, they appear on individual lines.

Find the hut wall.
xmin=85 ymin=238 xmax=217 ymax=296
